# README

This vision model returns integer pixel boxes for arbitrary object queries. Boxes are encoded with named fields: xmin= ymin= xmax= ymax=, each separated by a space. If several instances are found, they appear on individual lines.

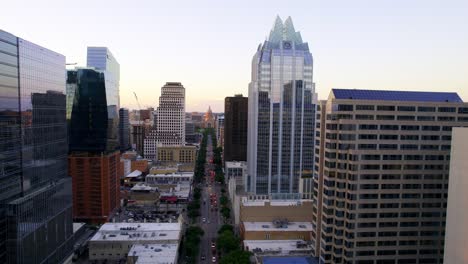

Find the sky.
xmin=1 ymin=0 xmax=467 ymax=112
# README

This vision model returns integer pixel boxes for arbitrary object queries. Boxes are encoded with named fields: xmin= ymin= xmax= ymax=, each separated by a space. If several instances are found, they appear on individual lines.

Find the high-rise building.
xmin=0 ymin=30 xmax=73 ymax=263
xmin=312 ymin=89 xmax=468 ymax=264
xmin=216 ymin=114 xmax=224 ymax=148
xmin=119 ymin=108 xmax=131 ymax=151
xmin=185 ymin=120 xmax=198 ymax=144
xmin=155 ymin=82 xmax=185 ymax=146
xmin=224 ymin=94 xmax=248 ymax=162
xmin=247 ymin=16 xmax=315 ymax=197
xmin=444 ymin=127 xmax=468 ymax=264
xmin=67 ymin=54 xmax=121 ymax=224
xmin=144 ymin=129 xmax=158 ymax=160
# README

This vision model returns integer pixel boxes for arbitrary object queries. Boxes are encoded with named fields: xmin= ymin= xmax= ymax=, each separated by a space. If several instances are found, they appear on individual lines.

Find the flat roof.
xmin=242 ymin=199 xmax=311 ymax=207
xmin=128 ymin=243 xmax=179 ymax=264
xmin=243 ymin=222 xmax=313 ymax=232
xmin=90 ymin=222 xmax=181 ymax=242
xmin=263 ymin=256 xmax=318 ymax=264
xmin=331 ymin=88 xmax=463 ymax=102
xmin=146 ymin=172 xmax=193 ymax=178
xmin=225 ymin=161 xmax=247 ymax=168
xmin=244 ymin=240 xmax=312 ymax=253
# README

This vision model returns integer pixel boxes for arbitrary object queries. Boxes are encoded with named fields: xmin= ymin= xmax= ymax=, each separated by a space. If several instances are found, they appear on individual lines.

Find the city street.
xmin=199 ymin=134 xmax=223 ymax=263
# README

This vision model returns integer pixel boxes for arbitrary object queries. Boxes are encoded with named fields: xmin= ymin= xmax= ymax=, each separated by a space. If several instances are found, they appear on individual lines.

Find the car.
xmin=212 ymin=256 xmax=217 ymax=263
xmin=211 ymin=242 xmax=216 ymax=248
xmin=201 ymin=255 xmax=206 ymax=260
xmin=202 ymin=217 xmax=206 ymax=223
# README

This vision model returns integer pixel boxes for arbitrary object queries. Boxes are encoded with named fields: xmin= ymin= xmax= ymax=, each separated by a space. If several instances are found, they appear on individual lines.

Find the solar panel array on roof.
xmin=332 ymin=89 xmax=463 ymax=103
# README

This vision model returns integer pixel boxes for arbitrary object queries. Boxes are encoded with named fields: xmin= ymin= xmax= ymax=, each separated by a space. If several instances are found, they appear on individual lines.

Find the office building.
xmin=247 ymin=16 xmax=315 ymax=197
xmin=86 ymin=47 xmax=120 ymax=149
xmin=88 ymin=222 xmax=182 ymax=263
xmin=67 ymin=48 xmax=121 ymax=224
xmin=444 ymin=127 xmax=468 ymax=264
xmin=120 ymin=108 xmax=131 ymax=151
xmin=157 ymin=145 xmax=197 ymax=164
xmin=0 ymin=30 xmax=73 ymax=263
xmin=312 ymin=89 xmax=468 ymax=264
xmin=185 ymin=120 xmax=198 ymax=144
xmin=144 ymin=129 xmax=158 ymax=160
xmin=224 ymin=94 xmax=248 ymax=162
xmin=155 ymin=82 xmax=185 ymax=146
xmin=216 ymin=114 xmax=224 ymax=148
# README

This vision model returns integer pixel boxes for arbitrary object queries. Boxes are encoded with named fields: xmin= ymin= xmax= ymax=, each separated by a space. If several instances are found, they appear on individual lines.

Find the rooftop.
xmin=243 ymin=221 xmax=313 ymax=232
xmin=225 ymin=161 xmax=247 ymax=168
xmin=331 ymin=89 xmax=463 ymax=103
xmin=262 ymin=256 xmax=318 ymax=264
xmin=127 ymin=170 xmax=142 ymax=178
xmin=90 ymin=222 xmax=181 ymax=242
xmin=242 ymin=198 xmax=311 ymax=207
xmin=244 ymin=240 xmax=312 ymax=255
xmin=128 ymin=243 xmax=179 ymax=264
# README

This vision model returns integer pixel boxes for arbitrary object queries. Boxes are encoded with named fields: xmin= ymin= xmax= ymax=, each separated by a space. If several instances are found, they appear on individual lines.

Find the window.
xmin=377 ymin=115 xmax=395 ymax=120
xmin=359 ymin=124 xmax=378 ymax=130
xmin=356 ymin=114 xmax=374 ymax=120
xmin=417 ymin=116 xmax=435 ymax=121
xmin=397 ymin=115 xmax=415 ymax=121
xmin=418 ymin=106 xmax=436 ymax=112
xmin=438 ymin=107 xmax=456 ymax=113
xmin=359 ymin=134 xmax=378 ymax=140
xmin=380 ymin=125 xmax=399 ymax=130
xmin=458 ymin=107 xmax=468 ymax=114
xmin=401 ymin=125 xmax=419 ymax=131
xmin=401 ymin=135 xmax=419 ymax=140
xmin=377 ymin=105 xmax=395 ymax=111
xmin=337 ymin=104 xmax=354 ymax=111
xmin=356 ymin=105 xmax=375 ymax=111
xmin=380 ymin=134 xmax=398 ymax=140
xmin=398 ymin=106 xmax=416 ymax=111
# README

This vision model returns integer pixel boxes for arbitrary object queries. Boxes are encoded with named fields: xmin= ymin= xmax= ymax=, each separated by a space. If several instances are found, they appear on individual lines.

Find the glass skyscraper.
xmin=247 ymin=16 xmax=315 ymax=197
xmin=86 ymin=47 xmax=120 ymax=151
xmin=0 ymin=29 xmax=73 ymax=263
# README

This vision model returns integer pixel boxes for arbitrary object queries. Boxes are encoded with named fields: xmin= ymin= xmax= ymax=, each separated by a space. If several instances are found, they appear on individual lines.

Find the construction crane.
xmin=133 ymin=92 xmax=142 ymax=111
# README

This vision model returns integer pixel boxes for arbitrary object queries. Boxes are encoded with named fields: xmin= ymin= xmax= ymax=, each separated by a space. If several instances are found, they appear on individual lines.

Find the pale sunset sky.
xmin=1 ymin=0 xmax=467 ymax=112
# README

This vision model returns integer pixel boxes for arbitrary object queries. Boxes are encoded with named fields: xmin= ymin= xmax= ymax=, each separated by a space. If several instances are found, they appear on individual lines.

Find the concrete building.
xmin=312 ymin=89 xmax=468 ymax=264
xmin=155 ymin=82 xmax=185 ymax=146
xmin=88 ymin=222 xmax=182 ymax=263
xmin=146 ymin=172 xmax=193 ymax=186
xmin=144 ymin=129 xmax=158 ymax=160
xmin=224 ymin=94 xmax=248 ymax=162
xmin=247 ymin=16 xmax=315 ymax=196
xmin=226 ymin=161 xmax=248 ymax=225
xmin=185 ymin=120 xmax=198 ymax=144
xmin=216 ymin=114 xmax=225 ymax=148
xmin=444 ymin=127 xmax=468 ymax=264
xmin=127 ymin=243 xmax=179 ymax=264
xmin=157 ymin=145 xmax=197 ymax=164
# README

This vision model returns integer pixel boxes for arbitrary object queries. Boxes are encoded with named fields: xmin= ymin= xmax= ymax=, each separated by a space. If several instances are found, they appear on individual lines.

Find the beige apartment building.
xmin=157 ymin=145 xmax=197 ymax=164
xmin=312 ymin=89 xmax=468 ymax=264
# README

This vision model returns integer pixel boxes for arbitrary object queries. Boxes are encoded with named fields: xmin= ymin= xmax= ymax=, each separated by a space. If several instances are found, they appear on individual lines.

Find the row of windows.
xmin=336 ymin=104 xmax=468 ymax=113
xmin=327 ymin=114 xmax=465 ymax=122
xmin=325 ymin=123 xmax=456 ymax=131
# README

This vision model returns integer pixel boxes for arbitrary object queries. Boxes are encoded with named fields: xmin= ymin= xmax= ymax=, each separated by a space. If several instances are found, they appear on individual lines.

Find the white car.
xmin=202 ymin=217 xmax=206 ymax=223
xmin=212 ymin=256 xmax=217 ymax=263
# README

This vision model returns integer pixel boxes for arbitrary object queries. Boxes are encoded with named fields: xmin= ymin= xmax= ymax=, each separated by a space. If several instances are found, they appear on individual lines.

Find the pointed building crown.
xmin=268 ymin=16 xmax=303 ymax=44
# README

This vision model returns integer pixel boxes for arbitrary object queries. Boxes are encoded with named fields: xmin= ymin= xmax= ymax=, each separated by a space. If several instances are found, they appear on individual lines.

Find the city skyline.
xmin=1 ymin=0 xmax=467 ymax=112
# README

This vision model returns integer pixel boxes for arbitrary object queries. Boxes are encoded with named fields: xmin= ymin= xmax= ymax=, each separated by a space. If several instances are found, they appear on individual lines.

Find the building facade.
xmin=157 ymin=145 xmax=197 ymax=164
xmin=87 ymin=47 xmax=120 ymax=150
xmin=443 ymin=127 xmax=468 ymax=264
xmin=0 ymin=30 xmax=73 ymax=263
xmin=216 ymin=114 xmax=224 ymax=148
xmin=247 ymin=16 xmax=315 ymax=197
xmin=144 ymin=129 xmax=158 ymax=160
xmin=119 ymin=108 xmax=131 ymax=151
xmin=67 ymin=49 xmax=121 ymax=224
xmin=224 ymin=94 xmax=248 ymax=162
xmin=312 ymin=89 xmax=468 ymax=264
xmin=155 ymin=82 xmax=185 ymax=146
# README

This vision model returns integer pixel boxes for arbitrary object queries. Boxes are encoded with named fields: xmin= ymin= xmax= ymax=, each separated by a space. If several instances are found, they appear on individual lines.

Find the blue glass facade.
xmin=247 ymin=17 xmax=315 ymax=196
xmin=0 ymin=30 xmax=73 ymax=264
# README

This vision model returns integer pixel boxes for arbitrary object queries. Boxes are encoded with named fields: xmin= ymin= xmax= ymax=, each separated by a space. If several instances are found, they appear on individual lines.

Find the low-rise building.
xmin=157 ymin=145 xmax=197 ymax=164
xmin=146 ymin=172 xmax=193 ymax=186
xmin=241 ymin=221 xmax=313 ymax=241
xmin=88 ymin=222 xmax=182 ymax=263
xmin=127 ymin=243 xmax=179 ymax=264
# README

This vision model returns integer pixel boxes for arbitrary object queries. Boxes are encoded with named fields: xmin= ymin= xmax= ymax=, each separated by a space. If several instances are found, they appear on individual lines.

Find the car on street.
xmin=211 ymin=242 xmax=216 ymax=249
xmin=212 ymin=256 xmax=217 ymax=263
xmin=201 ymin=255 xmax=206 ymax=260
xmin=202 ymin=217 xmax=206 ymax=223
